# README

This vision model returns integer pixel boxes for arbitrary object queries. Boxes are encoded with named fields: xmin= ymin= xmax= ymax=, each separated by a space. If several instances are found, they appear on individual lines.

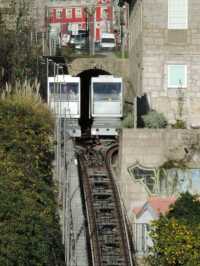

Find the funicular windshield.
xmin=49 ymin=82 xmax=79 ymax=101
xmin=93 ymin=82 xmax=121 ymax=101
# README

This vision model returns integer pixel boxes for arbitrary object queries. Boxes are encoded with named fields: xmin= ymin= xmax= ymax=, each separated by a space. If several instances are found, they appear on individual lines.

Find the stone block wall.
xmin=69 ymin=57 xmax=131 ymax=99
xmin=129 ymin=0 xmax=200 ymax=128
xmin=129 ymin=0 xmax=143 ymax=96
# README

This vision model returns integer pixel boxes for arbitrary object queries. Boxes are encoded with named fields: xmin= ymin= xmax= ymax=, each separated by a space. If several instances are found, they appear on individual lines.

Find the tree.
xmin=148 ymin=193 xmax=200 ymax=266
xmin=0 ymin=82 xmax=65 ymax=265
xmin=0 ymin=0 xmax=41 ymax=88
xmin=167 ymin=192 xmax=200 ymax=225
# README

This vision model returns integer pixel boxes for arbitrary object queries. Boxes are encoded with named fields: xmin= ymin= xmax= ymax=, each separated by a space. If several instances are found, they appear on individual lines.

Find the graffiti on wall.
xmin=129 ymin=163 xmax=200 ymax=196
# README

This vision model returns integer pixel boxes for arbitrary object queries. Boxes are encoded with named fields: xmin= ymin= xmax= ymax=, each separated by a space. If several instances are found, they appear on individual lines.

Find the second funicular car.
xmin=90 ymin=75 xmax=123 ymax=136
xmin=48 ymin=75 xmax=81 ymax=137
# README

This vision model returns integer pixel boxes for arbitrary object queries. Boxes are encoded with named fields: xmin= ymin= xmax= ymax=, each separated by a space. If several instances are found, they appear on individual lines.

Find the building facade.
xmin=132 ymin=196 xmax=176 ymax=255
xmin=46 ymin=0 xmax=114 ymax=42
xmin=128 ymin=0 xmax=200 ymax=128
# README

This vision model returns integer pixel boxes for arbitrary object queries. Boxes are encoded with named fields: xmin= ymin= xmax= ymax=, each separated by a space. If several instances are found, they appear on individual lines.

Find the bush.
xmin=0 ymin=82 xmax=65 ymax=265
xmin=172 ymin=119 xmax=186 ymax=129
xmin=148 ymin=193 xmax=200 ymax=266
xmin=142 ymin=111 xmax=168 ymax=128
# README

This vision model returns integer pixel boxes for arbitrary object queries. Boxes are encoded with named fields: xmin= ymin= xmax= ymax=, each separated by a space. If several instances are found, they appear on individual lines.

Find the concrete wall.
xmin=119 ymin=129 xmax=200 ymax=215
xmin=129 ymin=0 xmax=200 ymax=128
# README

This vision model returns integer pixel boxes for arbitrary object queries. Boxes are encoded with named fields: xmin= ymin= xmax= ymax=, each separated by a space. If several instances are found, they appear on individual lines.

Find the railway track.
xmin=77 ymin=139 xmax=135 ymax=266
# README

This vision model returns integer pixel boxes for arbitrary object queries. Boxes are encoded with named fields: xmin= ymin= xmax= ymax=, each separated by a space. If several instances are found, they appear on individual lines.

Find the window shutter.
xmin=168 ymin=0 xmax=188 ymax=29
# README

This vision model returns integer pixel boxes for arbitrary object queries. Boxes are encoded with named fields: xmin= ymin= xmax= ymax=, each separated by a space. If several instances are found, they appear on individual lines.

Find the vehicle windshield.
xmin=74 ymin=35 xmax=86 ymax=43
xmin=49 ymin=82 xmax=79 ymax=101
xmin=101 ymin=38 xmax=115 ymax=43
xmin=78 ymin=30 xmax=88 ymax=37
xmin=93 ymin=82 xmax=121 ymax=101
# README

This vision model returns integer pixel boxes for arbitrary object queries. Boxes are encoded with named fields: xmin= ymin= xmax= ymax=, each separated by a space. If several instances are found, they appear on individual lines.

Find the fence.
xmin=132 ymin=223 xmax=152 ymax=256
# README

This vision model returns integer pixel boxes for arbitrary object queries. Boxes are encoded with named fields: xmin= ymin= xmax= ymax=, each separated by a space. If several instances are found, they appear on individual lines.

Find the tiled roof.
xmin=132 ymin=207 xmax=142 ymax=216
xmin=148 ymin=196 xmax=176 ymax=215
xmin=133 ymin=196 xmax=176 ymax=217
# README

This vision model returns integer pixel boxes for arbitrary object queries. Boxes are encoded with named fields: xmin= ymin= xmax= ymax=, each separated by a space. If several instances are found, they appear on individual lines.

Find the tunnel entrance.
xmin=137 ymin=94 xmax=150 ymax=127
xmin=77 ymin=68 xmax=110 ymax=134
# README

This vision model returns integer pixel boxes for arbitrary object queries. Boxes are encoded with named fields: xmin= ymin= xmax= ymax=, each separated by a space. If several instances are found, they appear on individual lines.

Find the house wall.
xmin=128 ymin=0 xmax=143 ymax=96
xmin=136 ymin=207 xmax=154 ymax=224
xmin=42 ymin=0 xmax=114 ymax=41
xmin=129 ymin=0 xmax=200 ymax=127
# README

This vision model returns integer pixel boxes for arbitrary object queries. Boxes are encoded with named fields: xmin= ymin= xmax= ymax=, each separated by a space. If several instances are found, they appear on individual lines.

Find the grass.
xmin=1 ymin=80 xmax=52 ymax=121
xmin=114 ymin=50 xmax=129 ymax=59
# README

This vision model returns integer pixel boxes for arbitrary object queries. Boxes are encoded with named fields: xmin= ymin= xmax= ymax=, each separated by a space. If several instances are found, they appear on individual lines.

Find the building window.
xmin=102 ymin=7 xmax=107 ymax=19
xmin=168 ymin=0 xmax=188 ymax=29
xmin=168 ymin=65 xmax=187 ymax=88
xmin=56 ymin=8 xmax=63 ymax=18
xmin=76 ymin=8 xmax=82 ymax=18
xmin=48 ymin=8 xmax=54 ymax=18
xmin=66 ymin=8 xmax=72 ymax=18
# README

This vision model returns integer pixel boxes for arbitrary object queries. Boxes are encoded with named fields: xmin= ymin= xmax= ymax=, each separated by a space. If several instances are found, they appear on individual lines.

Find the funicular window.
xmin=93 ymin=82 xmax=121 ymax=101
xmin=49 ymin=82 xmax=79 ymax=101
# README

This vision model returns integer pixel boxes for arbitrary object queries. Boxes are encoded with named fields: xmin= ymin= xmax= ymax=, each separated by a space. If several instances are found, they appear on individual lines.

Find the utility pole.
xmin=120 ymin=5 xmax=125 ymax=58
xmin=42 ymin=32 xmax=45 ymax=55
xmin=133 ymin=97 xmax=137 ymax=128
xmin=84 ymin=6 xmax=96 ymax=56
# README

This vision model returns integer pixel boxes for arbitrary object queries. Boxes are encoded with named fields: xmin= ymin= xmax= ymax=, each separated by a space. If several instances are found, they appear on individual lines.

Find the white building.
xmin=132 ymin=196 xmax=176 ymax=255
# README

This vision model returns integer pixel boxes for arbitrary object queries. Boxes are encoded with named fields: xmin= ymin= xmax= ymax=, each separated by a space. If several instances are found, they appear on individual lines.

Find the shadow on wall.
xmin=137 ymin=93 xmax=150 ymax=128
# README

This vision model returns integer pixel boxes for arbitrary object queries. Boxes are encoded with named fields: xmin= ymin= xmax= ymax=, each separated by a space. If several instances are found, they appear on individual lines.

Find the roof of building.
xmin=133 ymin=196 xmax=177 ymax=218
xmin=132 ymin=207 xmax=141 ymax=216
xmin=148 ymin=196 xmax=176 ymax=215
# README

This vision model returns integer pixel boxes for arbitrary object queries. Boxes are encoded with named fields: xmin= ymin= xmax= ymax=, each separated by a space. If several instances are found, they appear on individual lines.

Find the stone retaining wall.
xmin=119 ymin=129 xmax=200 ymax=215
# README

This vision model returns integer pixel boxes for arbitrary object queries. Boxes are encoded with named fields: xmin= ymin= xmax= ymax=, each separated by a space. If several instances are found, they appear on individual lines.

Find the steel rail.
xmin=77 ymin=140 xmax=136 ymax=266
xmin=105 ymin=145 xmax=136 ymax=266
xmin=78 ymin=151 xmax=102 ymax=266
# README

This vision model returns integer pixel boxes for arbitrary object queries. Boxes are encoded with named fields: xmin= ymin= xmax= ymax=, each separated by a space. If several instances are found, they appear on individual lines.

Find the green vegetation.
xmin=61 ymin=46 xmax=106 ymax=62
xmin=114 ymin=50 xmax=129 ymax=59
xmin=0 ymin=82 xmax=65 ymax=265
xmin=173 ymin=88 xmax=186 ymax=128
xmin=0 ymin=29 xmax=40 ymax=85
xmin=148 ymin=192 xmax=200 ymax=266
xmin=122 ymin=113 xmax=134 ymax=128
xmin=142 ymin=111 xmax=168 ymax=129
xmin=0 ymin=1 xmax=41 ymax=88
xmin=172 ymin=119 xmax=186 ymax=129
xmin=161 ymin=159 xmax=187 ymax=170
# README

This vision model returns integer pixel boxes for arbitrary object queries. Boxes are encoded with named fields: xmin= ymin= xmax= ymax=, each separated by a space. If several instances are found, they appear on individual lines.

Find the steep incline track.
xmin=78 ymin=140 xmax=135 ymax=266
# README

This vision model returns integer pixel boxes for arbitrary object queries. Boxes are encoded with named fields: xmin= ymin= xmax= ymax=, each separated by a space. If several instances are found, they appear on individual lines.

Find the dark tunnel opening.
xmin=137 ymin=93 xmax=150 ymax=127
xmin=77 ymin=68 xmax=110 ymax=133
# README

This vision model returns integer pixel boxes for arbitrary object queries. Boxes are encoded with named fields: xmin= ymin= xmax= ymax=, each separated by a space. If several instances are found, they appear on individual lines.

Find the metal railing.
xmin=132 ymin=223 xmax=152 ymax=256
